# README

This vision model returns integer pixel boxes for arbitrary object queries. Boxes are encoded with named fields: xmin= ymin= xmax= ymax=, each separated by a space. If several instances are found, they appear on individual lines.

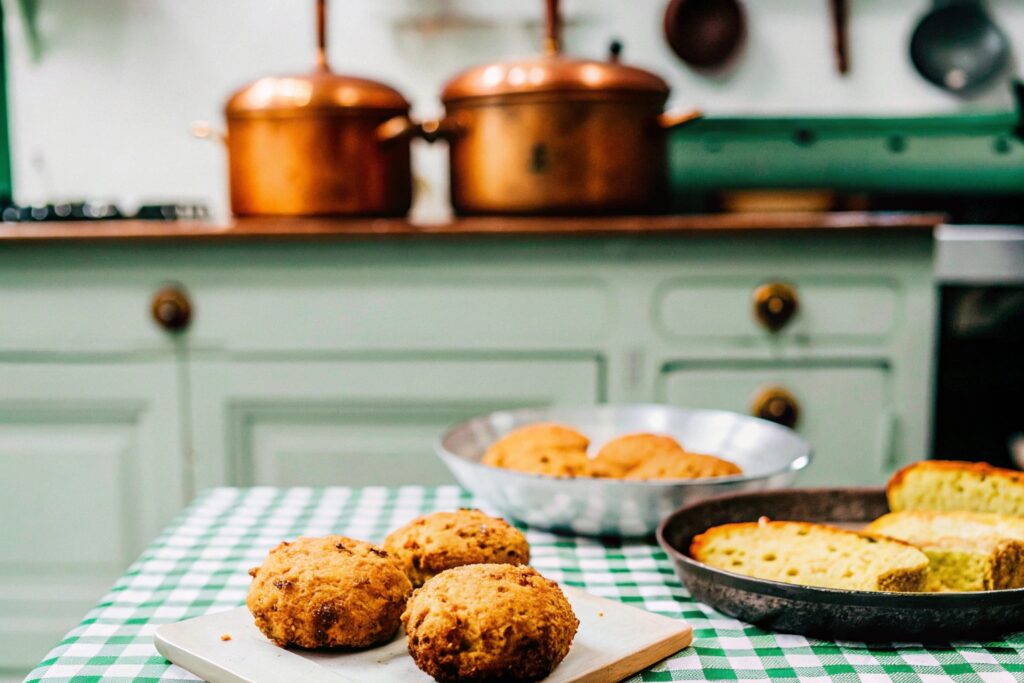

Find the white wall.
xmin=5 ymin=0 xmax=1024 ymax=221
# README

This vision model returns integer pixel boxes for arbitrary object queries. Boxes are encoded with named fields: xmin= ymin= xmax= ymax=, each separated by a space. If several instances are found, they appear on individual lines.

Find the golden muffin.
xmin=383 ymin=509 xmax=530 ymax=587
xmin=403 ymin=564 xmax=578 ymax=682
xmin=590 ymin=432 xmax=686 ymax=477
xmin=246 ymin=535 xmax=411 ymax=649
xmin=626 ymin=449 xmax=742 ymax=480
xmin=482 ymin=423 xmax=590 ymax=477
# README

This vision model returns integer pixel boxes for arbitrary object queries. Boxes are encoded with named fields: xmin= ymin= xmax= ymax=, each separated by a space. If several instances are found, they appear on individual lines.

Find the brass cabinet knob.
xmin=151 ymin=286 xmax=192 ymax=332
xmin=753 ymin=282 xmax=799 ymax=332
xmin=751 ymin=385 xmax=800 ymax=429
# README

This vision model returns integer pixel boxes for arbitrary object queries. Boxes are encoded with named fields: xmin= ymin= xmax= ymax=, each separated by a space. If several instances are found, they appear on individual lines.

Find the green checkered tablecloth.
xmin=26 ymin=486 xmax=1024 ymax=683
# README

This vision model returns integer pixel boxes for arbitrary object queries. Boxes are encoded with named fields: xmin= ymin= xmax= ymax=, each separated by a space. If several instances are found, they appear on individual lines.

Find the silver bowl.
xmin=435 ymin=404 xmax=812 ymax=538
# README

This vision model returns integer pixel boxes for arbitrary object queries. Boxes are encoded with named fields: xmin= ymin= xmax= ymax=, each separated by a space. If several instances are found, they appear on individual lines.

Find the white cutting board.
xmin=154 ymin=586 xmax=692 ymax=683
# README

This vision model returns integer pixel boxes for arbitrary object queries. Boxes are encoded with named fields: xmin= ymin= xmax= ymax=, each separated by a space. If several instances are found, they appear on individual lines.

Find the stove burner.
xmin=1 ymin=201 xmax=209 ymax=223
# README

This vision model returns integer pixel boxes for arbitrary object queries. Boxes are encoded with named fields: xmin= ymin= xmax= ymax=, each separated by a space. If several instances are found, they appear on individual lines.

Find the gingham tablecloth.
xmin=26 ymin=486 xmax=1024 ymax=683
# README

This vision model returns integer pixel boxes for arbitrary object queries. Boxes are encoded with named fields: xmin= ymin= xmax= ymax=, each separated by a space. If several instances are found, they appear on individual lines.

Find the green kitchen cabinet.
xmin=0 ymin=361 xmax=184 ymax=681
xmin=188 ymin=357 xmax=602 ymax=489
xmin=0 ymin=226 xmax=936 ymax=680
xmin=659 ymin=363 xmax=892 ymax=486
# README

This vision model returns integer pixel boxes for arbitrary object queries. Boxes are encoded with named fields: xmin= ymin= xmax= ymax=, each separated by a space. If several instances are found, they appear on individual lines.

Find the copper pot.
xmin=433 ymin=0 xmax=701 ymax=216
xmin=205 ymin=0 xmax=415 ymax=217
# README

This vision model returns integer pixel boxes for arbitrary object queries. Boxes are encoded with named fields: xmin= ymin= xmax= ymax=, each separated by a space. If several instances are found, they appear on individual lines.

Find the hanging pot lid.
xmin=441 ymin=0 xmax=670 ymax=104
xmin=226 ymin=0 xmax=409 ymax=117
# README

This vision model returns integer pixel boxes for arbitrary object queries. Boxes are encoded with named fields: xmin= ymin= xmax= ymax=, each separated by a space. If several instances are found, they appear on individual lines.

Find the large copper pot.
xmin=213 ymin=0 xmax=414 ymax=217
xmin=433 ymin=0 xmax=701 ymax=215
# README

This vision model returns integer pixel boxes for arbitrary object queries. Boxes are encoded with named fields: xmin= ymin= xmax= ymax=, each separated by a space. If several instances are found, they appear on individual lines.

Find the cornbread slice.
xmin=887 ymin=460 xmax=1024 ymax=517
xmin=866 ymin=510 xmax=1024 ymax=591
xmin=690 ymin=520 xmax=929 ymax=592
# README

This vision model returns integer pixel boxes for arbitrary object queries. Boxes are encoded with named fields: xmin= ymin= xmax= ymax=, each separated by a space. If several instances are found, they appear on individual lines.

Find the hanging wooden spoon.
xmin=830 ymin=0 xmax=849 ymax=74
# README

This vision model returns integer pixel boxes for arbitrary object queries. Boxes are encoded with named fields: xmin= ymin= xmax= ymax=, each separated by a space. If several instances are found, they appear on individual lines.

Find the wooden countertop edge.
xmin=0 ymin=212 xmax=945 ymax=242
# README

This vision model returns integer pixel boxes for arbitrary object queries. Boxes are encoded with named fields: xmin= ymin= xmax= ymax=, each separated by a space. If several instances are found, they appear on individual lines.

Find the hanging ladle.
xmin=663 ymin=0 xmax=745 ymax=70
xmin=909 ymin=0 xmax=1010 ymax=94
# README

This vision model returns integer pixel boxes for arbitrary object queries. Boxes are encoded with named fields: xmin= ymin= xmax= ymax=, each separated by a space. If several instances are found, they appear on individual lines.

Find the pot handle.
xmin=376 ymin=116 xmax=422 ymax=144
xmin=377 ymin=116 xmax=463 ymax=144
xmin=659 ymin=108 xmax=703 ymax=129
xmin=190 ymin=120 xmax=227 ymax=144
xmin=1012 ymin=79 xmax=1024 ymax=141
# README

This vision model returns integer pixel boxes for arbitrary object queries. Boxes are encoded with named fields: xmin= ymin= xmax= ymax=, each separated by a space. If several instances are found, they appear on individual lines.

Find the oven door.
xmin=935 ymin=225 xmax=1024 ymax=469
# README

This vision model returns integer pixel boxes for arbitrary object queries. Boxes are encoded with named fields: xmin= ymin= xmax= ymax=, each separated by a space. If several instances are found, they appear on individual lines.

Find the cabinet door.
xmin=659 ymin=364 xmax=892 ymax=486
xmin=0 ymin=362 xmax=184 ymax=680
xmin=190 ymin=358 xmax=601 ymax=489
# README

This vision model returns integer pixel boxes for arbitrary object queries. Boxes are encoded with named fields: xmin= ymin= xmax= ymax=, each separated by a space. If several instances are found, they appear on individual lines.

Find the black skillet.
xmin=657 ymin=488 xmax=1024 ymax=642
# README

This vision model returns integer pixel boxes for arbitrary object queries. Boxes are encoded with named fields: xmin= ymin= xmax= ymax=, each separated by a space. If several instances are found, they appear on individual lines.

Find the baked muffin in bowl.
xmin=435 ymin=404 xmax=811 ymax=538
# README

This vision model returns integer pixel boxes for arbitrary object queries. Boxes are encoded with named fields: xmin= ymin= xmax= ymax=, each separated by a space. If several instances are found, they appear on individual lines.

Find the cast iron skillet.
xmin=657 ymin=488 xmax=1024 ymax=642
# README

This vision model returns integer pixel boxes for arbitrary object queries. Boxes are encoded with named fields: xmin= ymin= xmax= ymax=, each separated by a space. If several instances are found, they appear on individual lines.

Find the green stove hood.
xmin=668 ymin=110 xmax=1024 ymax=200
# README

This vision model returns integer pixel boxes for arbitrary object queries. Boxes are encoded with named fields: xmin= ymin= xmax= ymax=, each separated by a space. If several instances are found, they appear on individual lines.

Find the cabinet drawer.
xmin=190 ymin=356 xmax=602 ymax=488
xmin=0 ymin=281 xmax=179 ymax=353
xmin=659 ymin=363 xmax=892 ymax=486
xmin=187 ymin=277 xmax=610 ymax=352
xmin=655 ymin=277 xmax=899 ymax=342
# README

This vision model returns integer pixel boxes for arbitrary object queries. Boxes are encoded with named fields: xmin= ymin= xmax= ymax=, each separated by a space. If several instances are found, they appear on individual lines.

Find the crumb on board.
xmin=598 ymin=611 xmax=604 ymax=617
xmin=220 ymin=633 xmax=232 ymax=641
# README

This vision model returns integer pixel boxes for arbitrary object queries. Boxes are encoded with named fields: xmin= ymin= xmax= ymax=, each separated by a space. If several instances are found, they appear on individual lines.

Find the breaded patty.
xmin=402 ymin=564 xmax=578 ymax=683
xmin=590 ymin=432 xmax=686 ymax=477
xmin=481 ymin=423 xmax=591 ymax=477
xmin=246 ymin=535 xmax=411 ymax=649
xmin=384 ymin=509 xmax=530 ymax=587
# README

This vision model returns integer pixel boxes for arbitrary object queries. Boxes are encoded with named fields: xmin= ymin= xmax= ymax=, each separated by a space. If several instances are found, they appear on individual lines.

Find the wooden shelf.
xmin=0 ymin=212 xmax=944 ymax=243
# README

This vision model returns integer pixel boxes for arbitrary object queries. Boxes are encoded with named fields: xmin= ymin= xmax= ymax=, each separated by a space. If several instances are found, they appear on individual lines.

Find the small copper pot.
xmin=432 ymin=0 xmax=701 ymax=216
xmin=203 ymin=0 xmax=415 ymax=217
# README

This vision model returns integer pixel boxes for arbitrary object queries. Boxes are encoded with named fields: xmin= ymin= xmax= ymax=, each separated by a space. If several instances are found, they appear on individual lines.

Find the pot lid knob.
xmin=609 ymin=39 xmax=623 ymax=64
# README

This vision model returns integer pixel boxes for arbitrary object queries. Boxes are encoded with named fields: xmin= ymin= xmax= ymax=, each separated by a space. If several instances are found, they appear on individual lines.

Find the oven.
xmin=934 ymin=225 xmax=1024 ymax=469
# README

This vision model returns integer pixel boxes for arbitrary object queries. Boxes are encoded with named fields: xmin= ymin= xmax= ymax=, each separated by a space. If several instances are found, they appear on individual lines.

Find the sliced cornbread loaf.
xmin=690 ymin=519 xmax=929 ymax=592
xmin=887 ymin=461 xmax=1024 ymax=517
xmin=867 ymin=510 xmax=1024 ymax=591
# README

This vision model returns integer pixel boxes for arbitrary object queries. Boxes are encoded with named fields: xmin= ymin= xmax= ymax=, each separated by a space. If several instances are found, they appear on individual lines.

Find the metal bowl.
xmin=657 ymin=488 xmax=1024 ymax=640
xmin=435 ymin=404 xmax=811 ymax=537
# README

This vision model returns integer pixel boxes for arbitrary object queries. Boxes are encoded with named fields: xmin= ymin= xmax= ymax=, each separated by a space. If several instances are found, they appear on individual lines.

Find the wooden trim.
xmin=0 ymin=212 xmax=944 ymax=243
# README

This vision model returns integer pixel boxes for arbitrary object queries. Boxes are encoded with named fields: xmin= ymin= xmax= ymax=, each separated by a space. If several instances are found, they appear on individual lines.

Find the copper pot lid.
xmin=441 ymin=0 xmax=670 ymax=104
xmin=226 ymin=0 xmax=409 ymax=117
